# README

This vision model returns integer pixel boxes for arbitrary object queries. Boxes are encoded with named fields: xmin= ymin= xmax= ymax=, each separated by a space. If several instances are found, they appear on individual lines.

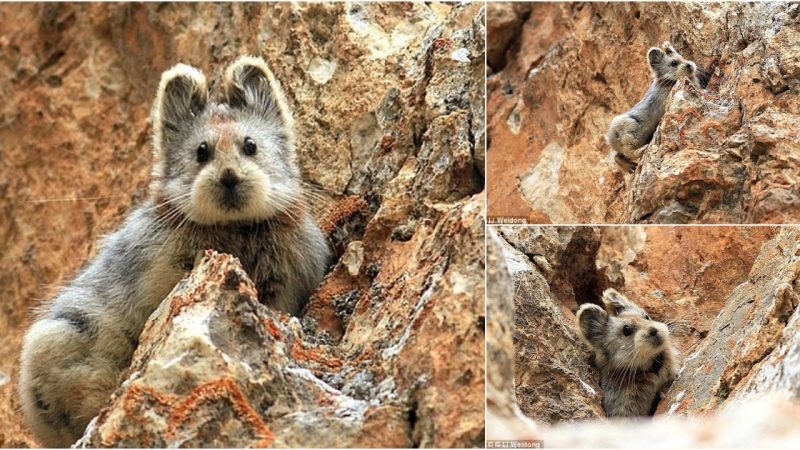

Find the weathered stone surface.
xmin=78 ymin=251 xmax=409 ymax=448
xmin=596 ymin=226 xmax=776 ymax=354
xmin=487 ymin=2 xmax=800 ymax=224
xmin=496 ymin=227 xmax=604 ymax=423
xmin=486 ymin=3 xmax=530 ymax=72
xmin=79 ymin=237 xmax=484 ymax=447
xmin=485 ymin=228 xmax=540 ymax=442
xmin=0 ymin=3 xmax=484 ymax=446
xmin=660 ymin=227 xmax=800 ymax=415
xmin=499 ymin=226 xmax=605 ymax=312
xmin=730 ymin=300 xmax=800 ymax=403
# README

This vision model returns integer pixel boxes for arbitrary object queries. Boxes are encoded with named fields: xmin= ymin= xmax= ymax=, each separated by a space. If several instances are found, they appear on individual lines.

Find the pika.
xmin=576 ymin=288 xmax=679 ymax=418
xmin=606 ymin=41 xmax=705 ymax=171
xmin=19 ymin=56 xmax=331 ymax=447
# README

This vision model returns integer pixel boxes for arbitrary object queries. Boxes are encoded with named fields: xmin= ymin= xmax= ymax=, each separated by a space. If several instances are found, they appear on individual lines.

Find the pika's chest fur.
xmin=145 ymin=222 xmax=288 ymax=304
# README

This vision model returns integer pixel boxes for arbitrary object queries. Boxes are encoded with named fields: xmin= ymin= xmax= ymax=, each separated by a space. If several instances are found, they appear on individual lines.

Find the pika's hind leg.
xmin=19 ymin=317 xmax=117 ymax=447
xmin=606 ymin=115 xmax=645 ymax=161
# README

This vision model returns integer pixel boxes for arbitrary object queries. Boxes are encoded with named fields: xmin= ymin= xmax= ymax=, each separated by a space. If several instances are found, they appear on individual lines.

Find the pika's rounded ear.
xmin=152 ymin=63 xmax=208 ymax=157
xmin=577 ymin=304 xmax=608 ymax=349
xmin=647 ymin=47 xmax=664 ymax=68
xmin=662 ymin=41 xmax=676 ymax=56
xmin=222 ymin=56 xmax=293 ymax=130
xmin=602 ymin=288 xmax=638 ymax=315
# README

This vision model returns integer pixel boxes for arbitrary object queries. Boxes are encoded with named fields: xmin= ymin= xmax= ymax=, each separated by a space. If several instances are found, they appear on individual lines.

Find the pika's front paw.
xmin=614 ymin=153 xmax=637 ymax=173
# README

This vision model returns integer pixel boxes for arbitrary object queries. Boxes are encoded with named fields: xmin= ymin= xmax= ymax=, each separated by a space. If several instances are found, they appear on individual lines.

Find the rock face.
xmin=596 ymin=226 xmax=776 ymax=354
xmin=498 ymin=227 xmax=604 ymax=423
xmin=76 ymin=251 xmax=435 ymax=447
xmin=487 ymin=2 xmax=800 ymax=224
xmin=0 ymin=3 xmax=484 ymax=446
xmin=660 ymin=227 xmax=800 ymax=415
xmin=487 ymin=224 xmax=800 ymax=446
xmin=485 ymin=229 xmax=540 ymax=442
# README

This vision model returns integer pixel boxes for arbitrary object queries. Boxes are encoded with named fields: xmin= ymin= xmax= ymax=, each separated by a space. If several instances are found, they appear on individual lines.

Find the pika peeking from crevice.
xmin=576 ymin=288 xmax=679 ymax=418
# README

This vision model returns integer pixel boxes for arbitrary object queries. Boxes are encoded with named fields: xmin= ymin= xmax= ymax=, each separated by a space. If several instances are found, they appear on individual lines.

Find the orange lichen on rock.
xmin=290 ymin=340 xmax=344 ymax=371
xmin=320 ymin=196 xmax=369 ymax=237
xmin=168 ymin=378 xmax=275 ymax=447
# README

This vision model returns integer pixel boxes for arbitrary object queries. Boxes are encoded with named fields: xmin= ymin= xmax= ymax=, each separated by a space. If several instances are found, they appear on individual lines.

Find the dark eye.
xmin=670 ymin=60 xmax=679 ymax=67
xmin=622 ymin=325 xmax=634 ymax=336
xmin=243 ymin=137 xmax=257 ymax=156
xmin=196 ymin=142 xmax=210 ymax=163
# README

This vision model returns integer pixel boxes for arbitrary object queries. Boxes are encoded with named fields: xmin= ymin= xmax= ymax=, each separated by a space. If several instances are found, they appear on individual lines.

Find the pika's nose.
xmin=220 ymin=169 xmax=240 ymax=189
xmin=649 ymin=327 xmax=658 ymax=337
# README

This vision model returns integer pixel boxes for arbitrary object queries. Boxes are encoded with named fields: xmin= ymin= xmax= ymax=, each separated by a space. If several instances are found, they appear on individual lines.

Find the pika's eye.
xmin=622 ymin=324 xmax=634 ymax=336
xmin=243 ymin=137 xmax=257 ymax=156
xmin=670 ymin=60 xmax=679 ymax=67
xmin=196 ymin=142 xmax=210 ymax=163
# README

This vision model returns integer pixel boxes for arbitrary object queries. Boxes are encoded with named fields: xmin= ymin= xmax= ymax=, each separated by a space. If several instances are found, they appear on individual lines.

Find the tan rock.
xmin=77 ymin=251 xmax=411 ymax=448
xmin=660 ymin=227 xmax=800 ymax=415
xmin=485 ymin=229 xmax=541 ymax=442
xmin=495 ymin=227 xmax=604 ymax=423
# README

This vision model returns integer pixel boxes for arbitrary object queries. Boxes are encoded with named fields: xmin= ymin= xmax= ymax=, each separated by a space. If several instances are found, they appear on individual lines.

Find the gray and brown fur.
xmin=606 ymin=41 xmax=706 ymax=171
xmin=19 ymin=56 xmax=331 ymax=447
xmin=576 ymin=288 xmax=679 ymax=418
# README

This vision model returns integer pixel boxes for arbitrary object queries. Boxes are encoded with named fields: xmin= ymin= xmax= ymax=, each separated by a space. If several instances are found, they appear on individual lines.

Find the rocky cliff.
xmin=486 ymin=225 xmax=800 ymax=446
xmin=487 ymin=2 xmax=800 ymax=224
xmin=0 ymin=3 xmax=485 ymax=447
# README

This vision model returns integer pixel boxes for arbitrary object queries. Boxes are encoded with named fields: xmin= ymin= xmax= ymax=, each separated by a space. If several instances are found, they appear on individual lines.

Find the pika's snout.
xmin=220 ymin=168 xmax=241 ymax=190
xmin=647 ymin=327 xmax=662 ymax=347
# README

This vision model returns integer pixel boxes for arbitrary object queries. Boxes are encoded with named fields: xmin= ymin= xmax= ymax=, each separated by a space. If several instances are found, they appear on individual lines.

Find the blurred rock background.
xmin=486 ymin=225 xmax=800 ymax=446
xmin=0 ymin=3 xmax=485 ymax=447
xmin=487 ymin=2 xmax=800 ymax=224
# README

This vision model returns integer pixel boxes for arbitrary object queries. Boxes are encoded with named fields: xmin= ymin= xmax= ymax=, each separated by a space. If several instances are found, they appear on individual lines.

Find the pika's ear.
xmin=602 ymin=288 xmax=639 ymax=315
xmin=577 ymin=304 xmax=608 ymax=349
xmin=647 ymin=47 xmax=664 ymax=68
xmin=222 ymin=56 xmax=293 ymax=129
xmin=152 ymin=64 xmax=208 ymax=157
xmin=662 ymin=41 xmax=676 ymax=56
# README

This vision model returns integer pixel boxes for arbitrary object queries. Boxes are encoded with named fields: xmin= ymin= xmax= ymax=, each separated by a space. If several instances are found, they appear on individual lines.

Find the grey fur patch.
xmin=53 ymin=310 xmax=93 ymax=335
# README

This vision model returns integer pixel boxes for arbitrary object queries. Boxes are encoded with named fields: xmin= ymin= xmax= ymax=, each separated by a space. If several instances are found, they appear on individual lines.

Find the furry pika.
xmin=606 ymin=41 xmax=705 ymax=171
xmin=576 ymin=288 xmax=679 ymax=418
xmin=19 ymin=56 xmax=331 ymax=447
